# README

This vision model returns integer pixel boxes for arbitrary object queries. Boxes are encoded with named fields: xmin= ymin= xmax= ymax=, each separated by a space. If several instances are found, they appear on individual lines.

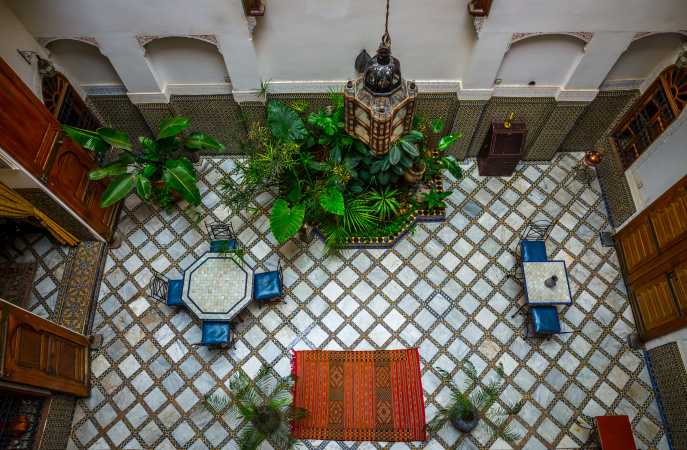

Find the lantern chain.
xmin=383 ymin=0 xmax=391 ymax=46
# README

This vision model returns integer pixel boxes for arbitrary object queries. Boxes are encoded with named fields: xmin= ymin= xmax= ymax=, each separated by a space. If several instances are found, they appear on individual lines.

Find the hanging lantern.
xmin=344 ymin=0 xmax=418 ymax=156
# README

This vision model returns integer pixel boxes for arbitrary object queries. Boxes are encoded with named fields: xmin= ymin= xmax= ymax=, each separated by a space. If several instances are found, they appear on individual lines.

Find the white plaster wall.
xmin=605 ymin=33 xmax=685 ymax=81
xmin=495 ymin=35 xmax=585 ymax=86
xmin=0 ymin=0 xmax=47 ymax=98
xmin=627 ymin=112 xmax=687 ymax=215
xmin=49 ymin=39 xmax=123 ymax=86
xmin=146 ymin=38 xmax=230 ymax=86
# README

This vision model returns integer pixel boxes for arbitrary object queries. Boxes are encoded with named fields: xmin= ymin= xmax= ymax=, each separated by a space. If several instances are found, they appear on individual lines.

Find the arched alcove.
xmin=495 ymin=34 xmax=586 ymax=86
xmin=48 ymin=39 xmax=123 ymax=86
xmin=604 ymin=33 xmax=685 ymax=81
xmin=145 ymin=37 xmax=230 ymax=86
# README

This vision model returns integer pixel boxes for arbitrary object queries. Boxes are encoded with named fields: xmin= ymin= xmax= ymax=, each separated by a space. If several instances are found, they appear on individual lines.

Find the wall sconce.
xmin=676 ymin=51 xmax=687 ymax=69
xmin=17 ymin=50 xmax=56 ymax=77
xmin=354 ymin=49 xmax=371 ymax=73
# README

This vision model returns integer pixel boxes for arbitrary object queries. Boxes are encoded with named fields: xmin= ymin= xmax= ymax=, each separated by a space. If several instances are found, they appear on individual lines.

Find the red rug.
xmin=291 ymin=349 xmax=426 ymax=442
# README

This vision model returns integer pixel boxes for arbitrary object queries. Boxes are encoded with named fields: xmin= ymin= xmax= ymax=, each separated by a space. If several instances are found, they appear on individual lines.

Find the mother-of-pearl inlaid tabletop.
xmin=523 ymin=260 xmax=572 ymax=305
xmin=182 ymin=251 xmax=253 ymax=320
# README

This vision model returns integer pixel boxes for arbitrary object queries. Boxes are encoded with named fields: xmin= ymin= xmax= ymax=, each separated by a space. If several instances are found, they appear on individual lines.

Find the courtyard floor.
xmin=65 ymin=153 xmax=668 ymax=449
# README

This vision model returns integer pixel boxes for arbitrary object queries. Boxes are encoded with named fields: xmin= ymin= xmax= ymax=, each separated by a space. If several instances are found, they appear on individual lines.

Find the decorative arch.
xmin=41 ymin=72 xmax=101 ymax=131
xmin=143 ymin=36 xmax=229 ymax=86
xmin=632 ymin=31 xmax=687 ymax=41
xmin=509 ymin=32 xmax=594 ymax=50
xmin=136 ymin=35 xmax=220 ymax=55
xmin=35 ymin=36 xmax=101 ymax=53
xmin=605 ymin=33 xmax=686 ymax=83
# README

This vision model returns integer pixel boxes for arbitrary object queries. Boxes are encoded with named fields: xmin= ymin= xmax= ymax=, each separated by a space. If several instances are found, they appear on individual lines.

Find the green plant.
xmin=369 ymin=131 xmax=421 ymax=185
xmin=422 ymin=189 xmax=451 ymax=210
xmin=200 ymin=364 xmax=309 ymax=450
xmin=252 ymin=78 xmax=272 ymax=99
xmin=425 ymin=362 xmax=524 ymax=448
xmin=368 ymin=186 xmax=401 ymax=221
xmin=423 ymin=133 xmax=463 ymax=183
xmin=63 ymin=117 xmax=224 ymax=207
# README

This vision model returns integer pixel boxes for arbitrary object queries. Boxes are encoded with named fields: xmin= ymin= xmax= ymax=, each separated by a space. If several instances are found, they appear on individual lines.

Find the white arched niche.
xmin=48 ymin=39 xmax=123 ymax=87
xmin=145 ymin=37 xmax=230 ymax=86
xmin=604 ymin=33 xmax=685 ymax=81
xmin=495 ymin=34 xmax=586 ymax=86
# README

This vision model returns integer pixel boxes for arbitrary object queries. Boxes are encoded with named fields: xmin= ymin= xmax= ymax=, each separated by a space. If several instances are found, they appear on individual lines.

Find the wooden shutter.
xmin=617 ymin=217 xmax=659 ymax=274
xmin=634 ymin=274 xmax=680 ymax=330
xmin=671 ymin=256 xmax=687 ymax=314
xmin=650 ymin=186 xmax=687 ymax=251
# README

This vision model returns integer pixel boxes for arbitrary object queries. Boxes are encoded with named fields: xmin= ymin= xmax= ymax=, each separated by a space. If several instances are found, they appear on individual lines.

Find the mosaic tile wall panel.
xmin=15 ymin=189 xmax=95 ymax=242
xmin=238 ymin=101 xmax=267 ymax=125
xmin=40 ymin=393 xmax=78 ymax=450
xmin=85 ymin=96 xmax=154 ymax=158
xmin=267 ymin=93 xmax=332 ymax=122
xmin=67 ymin=153 xmax=669 ymax=450
xmin=647 ymin=342 xmax=687 ymax=449
xmin=559 ymin=91 xmax=639 ymax=152
xmin=525 ymin=102 xmax=588 ymax=161
xmin=170 ymin=95 xmax=248 ymax=155
xmin=414 ymin=93 xmax=459 ymax=151
xmin=137 ymin=103 xmax=174 ymax=138
xmin=447 ymin=100 xmax=487 ymax=159
xmin=467 ymin=97 xmax=556 ymax=157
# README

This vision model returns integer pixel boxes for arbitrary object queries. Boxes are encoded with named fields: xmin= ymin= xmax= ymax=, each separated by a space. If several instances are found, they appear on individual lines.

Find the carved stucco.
xmin=135 ymin=35 xmax=221 ymax=55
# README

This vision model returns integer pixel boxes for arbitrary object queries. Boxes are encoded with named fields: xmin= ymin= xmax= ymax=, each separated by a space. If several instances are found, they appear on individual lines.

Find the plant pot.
xmin=450 ymin=406 xmax=480 ymax=432
xmin=403 ymin=165 xmax=426 ymax=186
xmin=150 ymin=180 xmax=183 ymax=203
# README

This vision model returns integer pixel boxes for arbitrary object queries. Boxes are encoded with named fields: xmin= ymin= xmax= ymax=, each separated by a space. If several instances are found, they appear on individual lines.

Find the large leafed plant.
xmin=62 ymin=117 xmax=224 ymax=207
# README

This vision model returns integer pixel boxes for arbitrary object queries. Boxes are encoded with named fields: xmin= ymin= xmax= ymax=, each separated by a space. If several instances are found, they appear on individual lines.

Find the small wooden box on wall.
xmin=477 ymin=122 xmax=527 ymax=177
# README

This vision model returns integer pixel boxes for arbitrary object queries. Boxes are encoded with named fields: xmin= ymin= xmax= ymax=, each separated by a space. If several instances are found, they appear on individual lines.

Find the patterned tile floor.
xmin=67 ymin=153 xmax=668 ymax=449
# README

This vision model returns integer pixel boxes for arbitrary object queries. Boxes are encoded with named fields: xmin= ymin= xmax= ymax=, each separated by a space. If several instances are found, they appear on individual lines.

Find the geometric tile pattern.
xmin=468 ymin=97 xmax=556 ymax=157
xmin=169 ymin=95 xmax=247 ymax=153
xmin=137 ymin=103 xmax=175 ymax=138
xmin=525 ymin=102 xmax=587 ymax=161
xmin=40 ymin=393 xmax=78 ymax=450
xmin=86 ymin=96 xmax=155 ymax=158
xmin=647 ymin=343 xmax=687 ymax=450
xmin=559 ymin=91 xmax=639 ymax=152
xmin=238 ymin=101 xmax=267 ymax=126
xmin=414 ymin=93 xmax=459 ymax=151
xmin=447 ymin=100 xmax=487 ymax=159
xmin=68 ymin=152 xmax=668 ymax=450
xmin=16 ymin=189 xmax=97 ymax=242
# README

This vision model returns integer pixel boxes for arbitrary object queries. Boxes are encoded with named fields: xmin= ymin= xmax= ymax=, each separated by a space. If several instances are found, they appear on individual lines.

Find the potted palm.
xmin=61 ymin=117 xmax=224 ymax=208
xmin=425 ymin=361 xmax=524 ymax=447
xmin=199 ymin=364 xmax=309 ymax=450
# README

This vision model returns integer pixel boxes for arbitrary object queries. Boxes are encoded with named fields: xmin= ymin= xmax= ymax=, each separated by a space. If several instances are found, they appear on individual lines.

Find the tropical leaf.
xmin=142 ymin=164 xmax=157 ymax=179
xmin=440 ymin=156 xmax=463 ymax=181
xmin=407 ymin=129 xmax=423 ymax=142
xmin=97 ymin=127 xmax=132 ymax=150
xmin=389 ymin=144 xmax=401 ymax=165
xmin=135 ymin=173 xmax=152 ymax=201
xmin=370 ymin=160 xmax=384 ymax=174
xmin=438 ymin=133 xmax=459 ymax=151
xmin=140 ymin=137 xmax=160 ymax=161
xmin=162 ymin=160 xmax=201 ymax=206
xmin=184 ymin=132 xmax=224 ymax=151
xmin=400 ymin=140 xmax=419 ymax=157
xmin=329 ymin=145 xmax=342 ymax=164
xmin=156 ymin=136 xmax=180 ymax=154
xmin=62 ymin=125 xmax=111 ymax=153
xmin=177 ymin=157 xmax=196 ymax=179
xmin=268 ymin=101 xmax=307 ymax=142
xmin=99 ymin=173 xmax=135 ymax=207
xmin=118 ymin=152 xmax=136 ymax=164
xmin=319 ymin=188 xmax=345 ymax=215
xmin=431 ymin=117 xmax=444 ymax=133
xmin=88 ymin=162 xmax=128 ymax=180
xmin=270 ymin=199 xmax=305 ymax=242
xmin=158 ymin=116 xmax=190 ymax=139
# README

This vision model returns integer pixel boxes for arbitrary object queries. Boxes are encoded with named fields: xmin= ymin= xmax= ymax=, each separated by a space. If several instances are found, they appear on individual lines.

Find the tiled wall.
xmin=85 ymin=91 xmax=642 ymax=227
xmin=647 ymin=343 xmax=687 ymax=449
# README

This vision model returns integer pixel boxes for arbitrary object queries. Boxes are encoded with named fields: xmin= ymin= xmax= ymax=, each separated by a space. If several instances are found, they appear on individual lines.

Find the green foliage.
xmin=66 ymin=117 xmax=223 ymax=209
xmin=268 ymin=101 xmax=308 ymax=143
xmin=318 ymin=187 xmax=345 ymax=215
xmin=425 ymin=361 xmax=525 ymax=449
xmin=270 ymin=199 xmax=306 ymax=243
xmin=368 ymin=186 xmax=401 ymax=221
xmin=368 ymin=131 xmax=421 ymax=185
xmin=422 ymin=189 xmax=451 ymax=210
xmin=199 ymin=364 xmax=309 ymax=450
xmin=252 ymin=78 xmax=272 ymax=99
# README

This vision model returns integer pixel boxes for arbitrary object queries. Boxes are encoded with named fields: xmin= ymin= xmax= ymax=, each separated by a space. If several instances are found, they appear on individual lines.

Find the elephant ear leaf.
xmin=99 ymin=173 xmax=136 ymax=207
xmin=268 ymin=101 xmax=307 ymax=142
xmin=270 ymin=199 xmax=305 ymax=242
xmin=162 ymin=160 xmax=201 ymax=206
xmin=184 ymin=132 xmax=224 ymax=152
xmin=319 ymin=187 xmax=345 ymax=215
xmin=97 ymin=127 xmax=132 ymax=150
xmin=158 ymin=117 xmax=190 ymax=139
xmin=62 ymin=125 xmax=111 ymax=153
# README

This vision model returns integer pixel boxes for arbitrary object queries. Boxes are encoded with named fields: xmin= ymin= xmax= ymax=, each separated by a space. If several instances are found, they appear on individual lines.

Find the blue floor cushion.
xmin=254 ymin=271 xmax=282 ymax=300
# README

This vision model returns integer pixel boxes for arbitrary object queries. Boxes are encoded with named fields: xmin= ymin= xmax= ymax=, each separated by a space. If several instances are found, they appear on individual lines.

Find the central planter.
xmin=450 ymin=405 xmax=480 ymax=432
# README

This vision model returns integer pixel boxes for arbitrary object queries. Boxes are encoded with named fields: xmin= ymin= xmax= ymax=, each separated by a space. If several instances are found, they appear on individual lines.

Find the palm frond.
xmin=254 ymin=364 xmax=274 ymax=395
xmin=239 ymin=423 xmax=265 ymax=450
xmin=424 ymin=407 xmax=453 ymax=433
xmin=485 ymin=413 xmax=522 ymax=444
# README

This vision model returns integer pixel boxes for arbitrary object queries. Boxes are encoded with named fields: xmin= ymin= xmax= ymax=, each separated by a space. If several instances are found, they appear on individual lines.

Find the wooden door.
xmin=650 ymin=185 xmax=687 ymax=252
xmin=633 ymin=272 xmax=680 ymax=331
xmin=671 ymin=255 xmax=687 ymax=314
xmin=0 ymin=300 xmax=90 ymax=397
xmin=617 ymin=216 xmax=659 ymax=275
xmin=0 ymin=57 xmax=116 ymax=241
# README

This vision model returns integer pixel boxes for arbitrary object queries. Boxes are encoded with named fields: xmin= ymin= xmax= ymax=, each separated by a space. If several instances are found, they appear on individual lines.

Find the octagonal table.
xmin=182 ymin=251 xmax=254 ymax=321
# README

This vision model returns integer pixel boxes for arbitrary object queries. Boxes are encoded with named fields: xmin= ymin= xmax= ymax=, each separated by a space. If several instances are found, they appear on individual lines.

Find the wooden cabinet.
xmin=615 ymin=175 xmax=687 ymax=341
xmin=477 ymin=122 xmax=527 ymax=177
xmin=0 ymin=300 xmax=90 ymax=397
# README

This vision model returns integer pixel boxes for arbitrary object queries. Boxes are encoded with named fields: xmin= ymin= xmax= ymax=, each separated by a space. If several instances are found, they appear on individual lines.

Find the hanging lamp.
xmin=344 ymin=0 xmax=418 ymax=155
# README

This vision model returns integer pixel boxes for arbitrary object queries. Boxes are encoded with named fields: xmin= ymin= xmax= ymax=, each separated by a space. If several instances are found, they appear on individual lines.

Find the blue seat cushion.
xmin=254 ymin=271 xmax=282 ymax=300
xmin=210 ymin=239 xmax=238 ymax=252
xmin=531 ymin=306 xmax=561 ymax=334
xmin=202 ymin=321 xmax=230 ymax=345
xmin=167 ymin=279 xmax=184 ymax=307
xmin=521 ymin=240 xmax=547 ymax=262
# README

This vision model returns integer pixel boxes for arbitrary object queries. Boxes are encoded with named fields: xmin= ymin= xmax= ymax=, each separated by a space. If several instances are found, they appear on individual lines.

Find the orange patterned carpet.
xmin=291 ymin=349 xmax=426 ymax=442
